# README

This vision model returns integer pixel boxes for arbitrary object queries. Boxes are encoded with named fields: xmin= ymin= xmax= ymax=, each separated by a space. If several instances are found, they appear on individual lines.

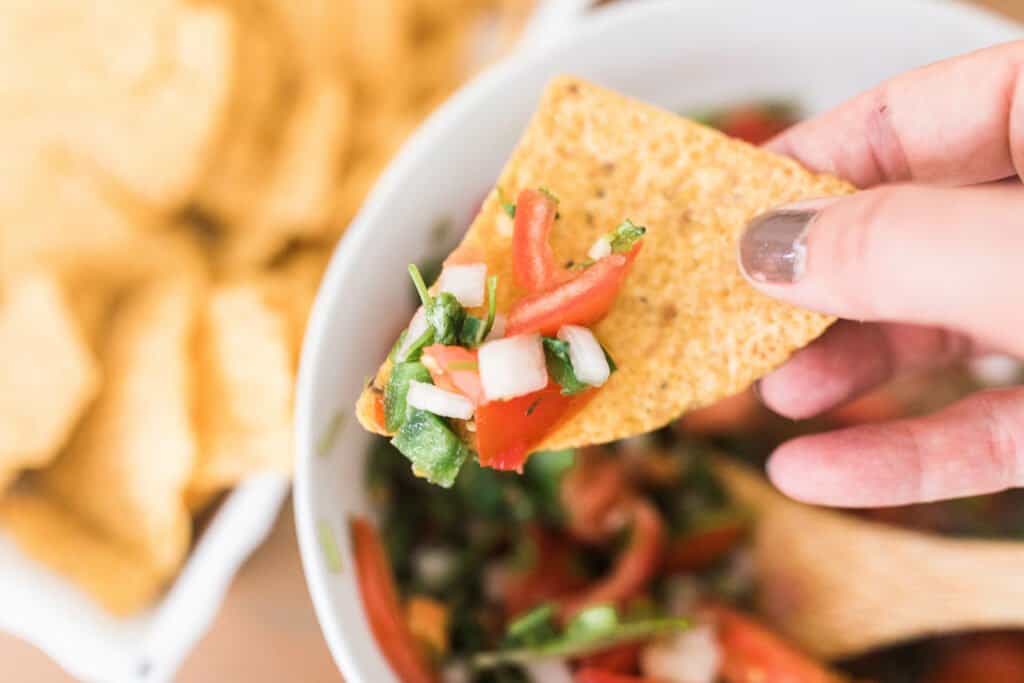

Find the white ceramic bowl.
xmin=294 ymin=2 xmax=1020 ymax=681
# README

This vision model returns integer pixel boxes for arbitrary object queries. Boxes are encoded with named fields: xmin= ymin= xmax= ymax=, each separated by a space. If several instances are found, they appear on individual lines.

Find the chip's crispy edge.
xmin=357 ymin=76 xmax=853 ymax=450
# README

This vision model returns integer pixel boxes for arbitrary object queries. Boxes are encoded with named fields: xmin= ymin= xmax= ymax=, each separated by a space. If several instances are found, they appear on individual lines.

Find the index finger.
xmin=767 ymin=41 xmax=1024 ymax=188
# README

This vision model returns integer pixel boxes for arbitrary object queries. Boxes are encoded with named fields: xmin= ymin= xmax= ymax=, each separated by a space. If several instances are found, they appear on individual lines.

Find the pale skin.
xmin=740 ymin=41 xmax=1024 ymax=507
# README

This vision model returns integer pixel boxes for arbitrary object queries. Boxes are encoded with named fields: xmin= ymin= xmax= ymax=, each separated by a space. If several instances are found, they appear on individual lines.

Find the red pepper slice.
xmin=475 ymin=382 xmax=590 ymax=472
xmin=577 ymin=643 xmax=644 ymax=676
xmin=705 ymin=604 xmax=842 ymax=683
xmin=559 ymin=500 xmax=665 ymax=621
xmin=351 ymin=517 xmax=438 ymax=683
xmin=421 ymin=345 xmax=484 ymax=405
xmin=663 ymin=519 xmax=747 ymax=572
xmin=506 ymin=245 xmax=641 ymax=337
xmin=513 ymin=188 xmax=563 ymax=293
xmin=575 ymin=668 xmax=658 ymax=683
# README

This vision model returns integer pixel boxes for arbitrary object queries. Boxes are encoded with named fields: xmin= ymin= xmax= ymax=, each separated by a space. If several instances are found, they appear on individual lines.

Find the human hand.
xmin=738 ymin=41 xmax=1024 ymax=507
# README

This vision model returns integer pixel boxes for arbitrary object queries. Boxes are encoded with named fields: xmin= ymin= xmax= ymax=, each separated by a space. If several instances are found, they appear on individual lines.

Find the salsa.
xmin=373 ymin=188 xmax=644 ymax=485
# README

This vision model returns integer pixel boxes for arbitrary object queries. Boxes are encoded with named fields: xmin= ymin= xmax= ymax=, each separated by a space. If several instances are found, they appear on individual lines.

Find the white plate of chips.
xmin=0 ymin=0 xmax=545 ymax=681
xmin=292 ymin=1 xmax=1021 ymax=681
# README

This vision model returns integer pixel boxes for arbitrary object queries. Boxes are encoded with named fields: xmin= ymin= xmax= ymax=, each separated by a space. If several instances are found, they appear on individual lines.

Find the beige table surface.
xmin=2 ymin=1 xmax=1021 ymax=680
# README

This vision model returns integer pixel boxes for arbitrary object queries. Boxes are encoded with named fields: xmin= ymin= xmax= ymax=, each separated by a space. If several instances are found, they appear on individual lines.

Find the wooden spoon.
xmin=714 ymin=458 xmax=1024 ymax=660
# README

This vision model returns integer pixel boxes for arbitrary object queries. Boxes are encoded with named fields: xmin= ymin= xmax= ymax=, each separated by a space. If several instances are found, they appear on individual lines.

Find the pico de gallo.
xmin=347 ymin=101 xmax=1024 ymax=683
xmin=362 ymin=187 xmax=644 ymax=486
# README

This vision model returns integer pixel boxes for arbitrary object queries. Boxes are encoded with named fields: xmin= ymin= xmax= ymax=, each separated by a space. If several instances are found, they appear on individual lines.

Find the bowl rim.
xmin=293 ymin=0 xmax=1021 ymax=679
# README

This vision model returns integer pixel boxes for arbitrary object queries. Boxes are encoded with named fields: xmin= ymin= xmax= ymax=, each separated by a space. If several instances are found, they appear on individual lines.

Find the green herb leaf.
xmin=608 ymin=219 xmax=646 ymax=253
xmin=541 ymin=338 xmax=590 ymax=395
xmin=497 ymin=187 xmax=517 ymax=218
xmin=384 ymin=362 xmax=432 ymax=432
xmin=481 ymin=275 xmax=499 ymax=340
xmin=566 ymin=605 xmax=619 ymax=640
xmin=504 ymin=604 xmax=558 ymax=648
xmin=474 ymin=608 xmax=690 ymax=668
xmin=458 ymin=316 xmax=484 ymax=347
xmin=457 ymin=275 xmax=498 ymax=348
xmin=408 ymin=264 xmax=432 ymax=308
xmin=428 ymin=292 xmax=466 ymax=345
xmin=391 ymin=409 xmax=470 ymax=488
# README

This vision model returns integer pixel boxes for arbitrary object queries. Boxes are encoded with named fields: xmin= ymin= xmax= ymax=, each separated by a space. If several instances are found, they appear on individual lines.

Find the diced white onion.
xmin=969 ymin=354 xmax=1022 ymax=387
xmin=441 ymin=662 xmax=471 ymax=683
xmin=396 ymin=306 xmax=428 ymax=360
xmin=438 ymin=263 xmax=487 ymax=307
xmin=558 ymin=325 xmax=610 ymax=386
xmin=588 ymin=235 xmax=612 ymax=260
xmin=641 ymin=625 xmax=721 ymax=683
xmin=414 ymin=546 xmax=457 ymax=589
xmin=522 ymin=659 xmax=574 ymax=683
xmin=407 ymin=380 xmax=475 ymax=420
xmin=485 ymin=313 xmax=506 ymax=341
xmin=478 ymin=334 xmax=547 ymax=401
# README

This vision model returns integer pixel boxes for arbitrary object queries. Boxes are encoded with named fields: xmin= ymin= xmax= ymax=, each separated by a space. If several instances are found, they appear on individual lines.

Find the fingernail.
xmin=739 ymin=203 xmax=822 ymax=284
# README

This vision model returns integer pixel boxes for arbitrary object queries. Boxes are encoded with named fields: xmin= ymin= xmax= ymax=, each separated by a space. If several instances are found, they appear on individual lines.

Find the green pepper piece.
xmin=504 ymin=604 xmax=558 ymax=648
xmin=391 ymin=409 xmax=470 ymax=488
xmin=384 ymin=362 xmax=432 ymax=432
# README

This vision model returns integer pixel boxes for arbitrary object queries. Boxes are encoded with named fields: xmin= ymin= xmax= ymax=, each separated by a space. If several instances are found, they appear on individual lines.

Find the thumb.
xmin=738 ymin=183 xmax=1024 ymax=355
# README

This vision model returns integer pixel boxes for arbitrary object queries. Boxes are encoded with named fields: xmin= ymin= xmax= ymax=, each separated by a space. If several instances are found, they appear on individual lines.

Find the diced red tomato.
xmin=664 ymin=519 xmax=747 ymax=572
xmin=475 ymin=382 xmax=590 ymax=472
xmin=577 ymin=643 xmax=644 ymax=675
xmin=513 ymin=188 xmax=564 ymax=293
xmin=351 ymin=517 xmax=438 ymax=683
xmin=575 ymin=668 xmax=658 ymax=683
xmin=705 ymin=604 xmax=843 ymax=683
xmin=923 ymin=633 xmax=1024 ymax=683
xmin=559 ymin=500 xmax=665 ymax=621
xmin=718 ymin=107 xmax=793 ymax=145
xmin=506 ymin=246 xmax=641 ymax=337
xmin=421 ymin=345 xmax=484 ymax=405
xmin=504 ymin=525 xmax=589 ymax=618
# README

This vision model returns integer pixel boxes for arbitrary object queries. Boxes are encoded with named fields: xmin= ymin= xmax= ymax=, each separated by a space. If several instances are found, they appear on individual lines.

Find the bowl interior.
xmin=293 ymin=1 xmax=1020 ymax=680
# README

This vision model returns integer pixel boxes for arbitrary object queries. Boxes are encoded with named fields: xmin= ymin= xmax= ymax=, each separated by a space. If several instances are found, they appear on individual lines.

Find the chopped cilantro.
xmin=608 ymin=219 xmax=646 ymax=253
xmin=408 ymin=263 xmax=433 ymax=308
xmin=457 ymin=274 xmax=499 ymax=347
xmin=474 ymin=604 xmax=689 ymax=668
xmin=504 ymin=604 xmax=557 ymax=648
xmin=428 ymin=292 xmax=465 ymax=345
xmin=497 ymin=187 xmax=516 ymax=218
xmin=542 ymin=338 xmax=589 ymax=395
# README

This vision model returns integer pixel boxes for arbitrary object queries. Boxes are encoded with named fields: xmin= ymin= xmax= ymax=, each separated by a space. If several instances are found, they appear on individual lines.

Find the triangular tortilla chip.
xmin=0 ymin=271 xmax=99 ymax=488
xmin=358 ymin=77 xmax=853 ymax=451
xmin=0 ymin=490 xmax=166 ymax=615
xmin=38 ymin=277 xmax=199 ymax=577
xmin=186 ymin=277 xmax=295 ymax=510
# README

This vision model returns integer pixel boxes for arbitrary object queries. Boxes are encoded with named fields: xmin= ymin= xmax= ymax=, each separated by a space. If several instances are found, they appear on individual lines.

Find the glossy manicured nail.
xmin=739 ymin=205 xmax=820 ymax=284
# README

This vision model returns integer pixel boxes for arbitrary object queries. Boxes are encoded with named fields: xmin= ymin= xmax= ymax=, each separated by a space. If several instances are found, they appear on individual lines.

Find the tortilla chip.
xmin=186 ymin=278 xmax=295 ymax=509
xmin=1 ymin=0 xmax=235 ymax=209
xmin=358 ymin=77 xmax=854 ymax=450
xmin=0 ymin=490 xmax=165 ymax=615
xmin=39 ymin=278 xmax=199 ymax=577
xmin=0 ymin=271 xmax=99 ymax=487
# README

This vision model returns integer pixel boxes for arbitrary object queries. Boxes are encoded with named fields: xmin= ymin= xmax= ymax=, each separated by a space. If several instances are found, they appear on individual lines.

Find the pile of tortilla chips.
xmin=0 ymin=0 xmax=532 ymax=614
